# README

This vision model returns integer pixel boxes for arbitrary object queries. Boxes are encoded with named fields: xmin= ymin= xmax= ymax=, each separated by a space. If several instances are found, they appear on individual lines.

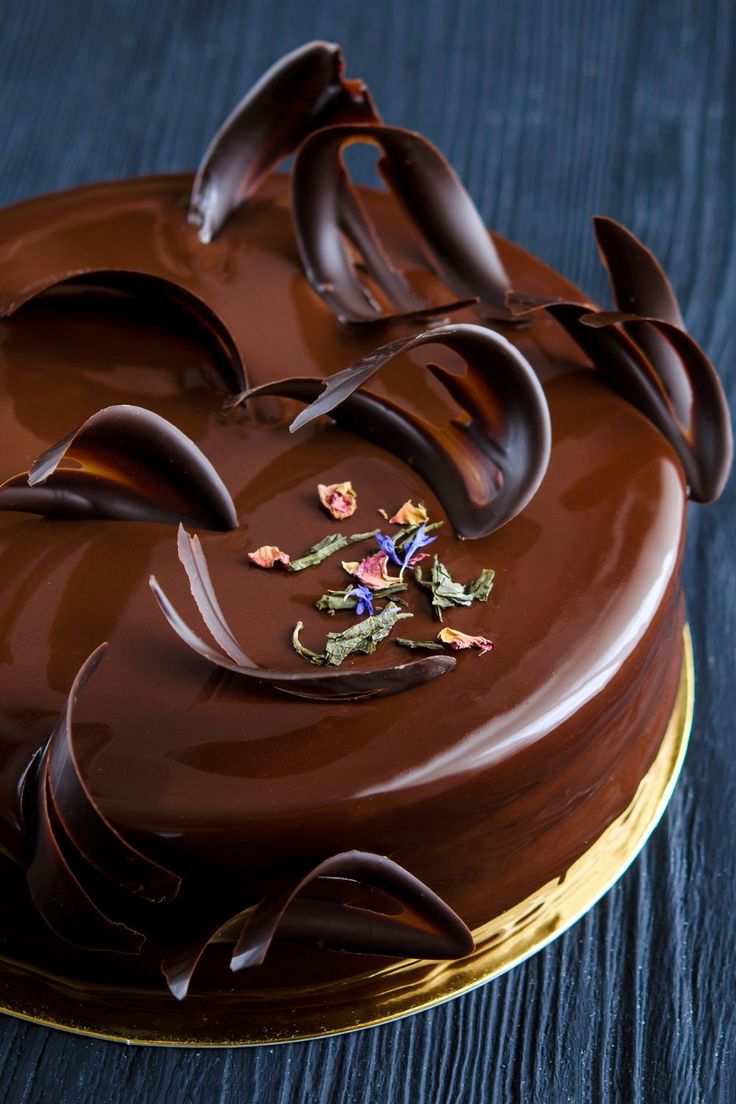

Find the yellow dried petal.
xmin=390 ymin=500 xmax=429 ymax=525
xmin=437 ymin=627 xmax=494 ymax=654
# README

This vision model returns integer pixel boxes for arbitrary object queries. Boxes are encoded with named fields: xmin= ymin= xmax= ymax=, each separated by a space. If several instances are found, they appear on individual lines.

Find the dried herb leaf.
xmin=466 ymin=568 xmax=495 ymax=603
xmin=291 ymin=622 xmax=327 ymax=665
xmin=415 ymin=556 xmax=495 ymax=620
xmin=289 ymin=528 xmax=379 ymax=572
xmin=315 ymin=583 xmax=407 ymax=613
xmin=292 ymin=603 xmax=411 ymax=667
xmin=395 ymin=638 xmax=446 ymax=653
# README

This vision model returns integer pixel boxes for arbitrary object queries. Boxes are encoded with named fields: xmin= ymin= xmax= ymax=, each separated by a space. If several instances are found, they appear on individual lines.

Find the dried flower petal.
xmin=318 ymin=481 xmax=358 ymax=520
xmin=247 ymin=545 xmax=291 ymax=569
xmin=343 ymin=551 xmax=401 ymax=589
xmin=437 ymin=627 xmax=494 ymax=654
xmin=390 ymin=500 xmax=429 ymax=526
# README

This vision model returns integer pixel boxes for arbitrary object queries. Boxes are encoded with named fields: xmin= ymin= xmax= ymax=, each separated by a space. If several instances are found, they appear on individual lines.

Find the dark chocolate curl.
xmin=45 ymin=644 xmax=181 ymax=902
xmin=240 ymin=323 xmax=551 ymax=539
xmin=593 ymin=218 xmax=690 ymax=424
xmin=0 ymin=405 xmax=238 ymax=530
xmin=27 ymin=762 xmax=145 ymax=953
xmin=189 ymin=41 xmax=380 ymax=243
xmin=508 ymin=279 xmax=732 ymax=503
xmin=150 ymin=526 xmax=455 ymax=702
xmin=291 ymin=124 xmax=512 ymax=323
xmin=580 ymin=311 xmax=733 ymax=502
xmin=1 ymin=271 xmax=246 ymax=394
xmin=162 ymin=850 xmax=474 ymax=1000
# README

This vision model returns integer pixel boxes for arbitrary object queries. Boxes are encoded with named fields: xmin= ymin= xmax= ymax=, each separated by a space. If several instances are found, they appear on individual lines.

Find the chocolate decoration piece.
xmin=507 ymin=268 xmax=732 ymax=504
xmin=189 ymin=41 xmax=380 ymax=243
xmin=45 ymin=644 xmax=181 ymax=902
xmin=239 ymin=323 xmax=551 ymax=540
xmin=162 ymin=850 xmax=475 ymax=1000
xmin=0 ymin=405 xmax=238 ymax=530
xmin=27 ymin=759 xmax=145 ymax=953
xmin=150 ymin=526 xmax=455 ymax=701
xmin=593 ymin=217 xmax=690 ymax=424
xmin=0 ymin=272 xmax=246 ymax=395
xmin=291 ymin=124 xmax=512 ymax=323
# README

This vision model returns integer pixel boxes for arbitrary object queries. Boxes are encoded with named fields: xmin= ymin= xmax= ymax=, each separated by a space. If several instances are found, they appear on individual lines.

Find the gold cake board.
xmin=0 ymin=629 xmax=694 ymax=1047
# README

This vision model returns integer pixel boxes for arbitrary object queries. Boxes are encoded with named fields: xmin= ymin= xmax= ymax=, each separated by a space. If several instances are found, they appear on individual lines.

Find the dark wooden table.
xmin=0 ymin=1 xmax=733 ymax=1100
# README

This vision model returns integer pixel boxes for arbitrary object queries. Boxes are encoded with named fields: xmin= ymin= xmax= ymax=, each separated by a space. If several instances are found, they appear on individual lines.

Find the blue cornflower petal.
xmin=375 ymin=532 xmax=402 ymax=566
xmin=347 ymin=584 xmax=375 ymax=617
xmin=400 ymin=523 xmax=437 ymax=574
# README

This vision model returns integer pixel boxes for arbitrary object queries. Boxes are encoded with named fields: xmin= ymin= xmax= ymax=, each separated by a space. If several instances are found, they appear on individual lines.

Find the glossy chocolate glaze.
xmin=0 ymin=173 xmax=686 ymax=1000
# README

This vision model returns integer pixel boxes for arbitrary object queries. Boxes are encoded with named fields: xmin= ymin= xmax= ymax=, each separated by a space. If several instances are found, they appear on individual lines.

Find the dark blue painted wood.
xmin=0 ymin=1 xmax=733 ymax=1100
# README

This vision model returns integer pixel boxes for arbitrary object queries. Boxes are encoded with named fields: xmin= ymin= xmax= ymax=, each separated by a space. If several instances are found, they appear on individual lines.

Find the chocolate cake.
xmin=0 ymin=42 xmax=730 ymax=1028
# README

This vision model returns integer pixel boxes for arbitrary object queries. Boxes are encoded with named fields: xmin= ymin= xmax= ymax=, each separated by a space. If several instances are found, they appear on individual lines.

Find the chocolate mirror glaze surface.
xmin=0 ymin=173 xmax=686 ymax=998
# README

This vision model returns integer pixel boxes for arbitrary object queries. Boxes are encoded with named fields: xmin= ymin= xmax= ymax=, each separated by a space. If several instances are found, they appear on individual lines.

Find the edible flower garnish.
xmin=414 ymin=557 xmax=495 ymax=620
xmin=292 ymin=603 xmax=411 ymax=667
xmin=342 ymin=551 xmax=401 ymax=590
xmin=346 ymin=584 xmax=375 ymax=616
xmin=247 ymin=545 xmax=291 ymax=569
xmin=375 ymin=523 xmax=437 ymax=579
xmin=390 ymin=500 xmax=429 ymax=526
xmin=289 ymin=528 xmax=379 ymax=572
xmin=315 ymin=583 xmax=408 ymax=614
xmin=437 ymin=627 xmax=494 ymax=654
xmin=318 ymin=480 xmax=358 ymax=520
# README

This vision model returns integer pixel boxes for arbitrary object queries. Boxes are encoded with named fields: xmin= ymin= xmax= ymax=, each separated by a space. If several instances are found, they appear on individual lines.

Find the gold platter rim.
xmin=0 ymin=627 xmax=694 ymax=1047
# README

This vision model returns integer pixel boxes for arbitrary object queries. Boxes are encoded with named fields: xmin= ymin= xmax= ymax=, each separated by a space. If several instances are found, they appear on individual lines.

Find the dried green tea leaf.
xmin=292 ymin=603 xmax=411 ymax=667
xmin=414 ymin=557 xmax=473 ymax=621
xmin=466 ymin=568 xmax=495 ymax=603
xmin=415 ymin=557 xmax=495 ymax=620
xmin=289 ymin=528 xmax=379 ymax=572
xmin=395 ymin=638 xmax=446 ymax=652
xmin=291 ymin=622 xmax=327 ymax=665
xmin=324 ymin=603 xmax=411 ymax=666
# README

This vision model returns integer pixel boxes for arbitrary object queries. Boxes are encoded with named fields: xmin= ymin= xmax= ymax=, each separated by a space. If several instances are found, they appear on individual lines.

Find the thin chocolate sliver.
xmin=240 ymin=323 xmax=551 ymax=540
xmin=291 ymin=124 xmax=512 ymax=324
xmin=189 ymin=41 xmax=380 ymax=243
xmin=162 ymin=850 xmax=474 ymax=1000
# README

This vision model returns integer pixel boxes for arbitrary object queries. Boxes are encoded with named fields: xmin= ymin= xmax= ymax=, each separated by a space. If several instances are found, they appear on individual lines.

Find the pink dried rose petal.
xmin=407 ymin=551 xmax=429 ymax=567
xmin=437 ymin=627 xmax=494 ymax=654
xmin=247 ymin=545 xmax=291 ymax=569
xmin=390 ymin=500 xmax=429 ymax=525
xmin=318 ymin=481 xmax=358 ymax=520
xmin=342 ymin=551 xmax=401 ymax=589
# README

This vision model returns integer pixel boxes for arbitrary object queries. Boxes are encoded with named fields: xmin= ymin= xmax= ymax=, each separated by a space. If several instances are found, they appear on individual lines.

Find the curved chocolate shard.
xmin=0 ymin=405 xmax=238 ymax=530
xmin=189 ymin=41 xmax=380 ymax=243
xmin=508 ymin=263 xmax=732 ymax=504
xmin=593 ymin=217 xmax=690 ymax=424
xmin=239 ymin=324 xmax=551 ymax=539
xmin=45 ymin=644 xmax=181 ymax=903
xmin=580 ymin=311 xmax=733 ymax=502
xmin=291 ymin=124 xmax=512 ymax=324
xmin=150 ymin=526 xmax=454 ymax=702
xmin=162 ymin=850 xmax=474 ymax=1000
xmin=27 ymin=760 xmax=145 ymax=953
xmin=2 ymin=271 xmax=246 ymax=395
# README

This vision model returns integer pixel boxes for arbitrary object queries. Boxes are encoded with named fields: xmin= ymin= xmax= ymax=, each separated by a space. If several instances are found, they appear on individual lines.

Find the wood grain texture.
xmin=0 ymin=0 xmax=734 ymax=1100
